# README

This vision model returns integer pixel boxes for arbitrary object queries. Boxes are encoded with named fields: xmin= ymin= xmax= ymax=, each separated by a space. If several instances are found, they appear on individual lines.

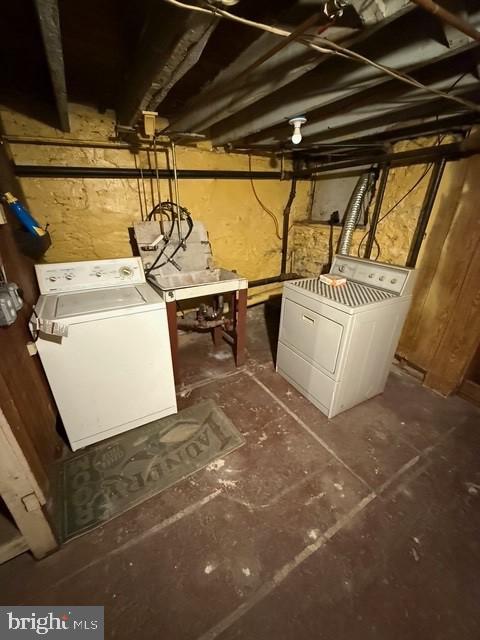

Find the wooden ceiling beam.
xmin=168 ymin=1 xmax=413 ymax=135
xmin=248 ymin=63 xmax=479 ymax=146
xmin=116 ymin=7 xmax=218 ymax=127
xmin=306 ymin=87 xmax=480 ymax=146
xmin=302 ymin=113 xmax=480 ymax=155
xmin=210 ymin=8 xmax=480 ymax=147
xmin=299 ymin=139 xmax=480 ymax=173
xmin=33 ymin=0 xmax=70 ymax=132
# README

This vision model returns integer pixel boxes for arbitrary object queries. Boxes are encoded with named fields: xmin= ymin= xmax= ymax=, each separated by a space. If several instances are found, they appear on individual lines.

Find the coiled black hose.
xmin=145 ymin=201 xmax=193 ymax=276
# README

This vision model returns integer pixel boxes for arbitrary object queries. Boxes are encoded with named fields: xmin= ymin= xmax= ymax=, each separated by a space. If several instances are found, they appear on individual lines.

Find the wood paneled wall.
xmin=0 ymin=145 xmax=62 ymax=497
xmin=398 ymin=152 xmax=480 ymax=396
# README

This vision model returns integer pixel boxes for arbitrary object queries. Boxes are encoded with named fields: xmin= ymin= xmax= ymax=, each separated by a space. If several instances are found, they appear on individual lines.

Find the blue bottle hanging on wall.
xmin=2 ymin=192 xmax=51 ymax=259
xmin=3 ymin=192 xmax=46 ymax=236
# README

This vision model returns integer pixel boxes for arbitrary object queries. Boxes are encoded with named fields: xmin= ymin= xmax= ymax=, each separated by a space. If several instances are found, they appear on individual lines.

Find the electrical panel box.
xmin=310 ymin=167 xmax=373 ymax=224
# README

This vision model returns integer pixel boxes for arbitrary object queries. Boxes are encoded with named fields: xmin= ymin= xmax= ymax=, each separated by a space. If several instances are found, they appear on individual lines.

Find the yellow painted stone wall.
xmin=0 ymin=103 xmax=311 ymax=286
xmin=292 ymin=136 xmax=452 ymax=275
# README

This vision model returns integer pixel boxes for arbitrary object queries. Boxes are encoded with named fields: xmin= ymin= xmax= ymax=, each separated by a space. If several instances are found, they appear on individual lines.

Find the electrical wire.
xmin=162 ymin=0 xmax=480 ymax=115
xmin=145 ymin=202 xmax=179 ymax=275
xmin=156 ymin=212 xmax=194 ymax=270
xmin=377 ymin=164 xmax=433 ymax=226
xmin=307 ymin=36 xmax=479 ymax=114
xmin=358 ymin=71 xmax=470 ymax=260
xmin=357 ymin=163 xmax=433 ymax=259
xmin=374 ymin=163 xmax=433 ymax=259
xmin=164 ymin=0 xmax=332 ymax=49
xmin=248 ymin=155 xmax=282 ymax=240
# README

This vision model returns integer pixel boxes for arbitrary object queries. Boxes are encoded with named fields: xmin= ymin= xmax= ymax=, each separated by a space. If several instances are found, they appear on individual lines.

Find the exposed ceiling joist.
xmin=411 ymin=0 xmax=480 ymax=43
xmin=5 ymin=0 xmax=479 ymax=154
xmin=299 ymin=113 xmax=480 ymax=158
xmin=348 ymin=0 xmax=412 ymax=25
xmin=168 ymin=1 xmax=416 ymax=136
xmin=166 ymin=1 xmax=342 ymax=133
xmin=298 ymin=96 xmax=478 ymax=153
xmin=250 ymin=61 xmax=479 ymax=145
xmin=342 ymin=112 xmax=480 ymax=146
xmin=306 ymin=92 xmax=479 ymax=146
xmin=301 ymin=139 xmax=480 ymax=173
xmin=116 ymin=6 xmax=218 ymax=127
xmin=435 ymin=0 xmax=475 ymax=48
xmin=33 ymin=0 xmax=70 ymax=132
xmin=209 ymin=8 xmax=480 ymax=147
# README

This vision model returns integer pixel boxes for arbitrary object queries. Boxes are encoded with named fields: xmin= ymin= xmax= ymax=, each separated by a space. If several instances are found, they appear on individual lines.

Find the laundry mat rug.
xmin=58 ymin=400 xmax=245 ymax=541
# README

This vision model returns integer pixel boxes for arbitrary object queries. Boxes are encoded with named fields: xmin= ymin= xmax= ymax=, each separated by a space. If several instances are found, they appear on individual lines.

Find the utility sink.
xmin=149 ymin=268 xmax=248 ymax=301
xmin=135 ymin=220 xmax=248 ymax=301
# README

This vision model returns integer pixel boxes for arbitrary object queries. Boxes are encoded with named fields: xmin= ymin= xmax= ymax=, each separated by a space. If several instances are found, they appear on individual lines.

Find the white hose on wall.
xmin=338 ymin=171 xmax=376 ymax=255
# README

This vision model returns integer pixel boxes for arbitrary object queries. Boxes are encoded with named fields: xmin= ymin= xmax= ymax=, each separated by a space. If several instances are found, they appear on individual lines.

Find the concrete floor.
xmin=1 ymin=302 xmax=480 ymax=639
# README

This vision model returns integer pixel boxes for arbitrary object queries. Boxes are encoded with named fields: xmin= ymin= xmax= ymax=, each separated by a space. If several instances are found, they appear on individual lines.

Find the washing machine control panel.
xmin=35 ymin=257 xmax=145 ymax=294
xmin=331 ymin=255 xmax=415 ymax=295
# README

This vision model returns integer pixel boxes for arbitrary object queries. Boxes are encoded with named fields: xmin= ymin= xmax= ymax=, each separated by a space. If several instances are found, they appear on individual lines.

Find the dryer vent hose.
xmin=338 ymin=171 xmax=376 ymax=255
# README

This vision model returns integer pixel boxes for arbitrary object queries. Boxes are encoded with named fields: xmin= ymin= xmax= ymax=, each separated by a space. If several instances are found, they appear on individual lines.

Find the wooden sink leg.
xmin=233 ymin=289 xmax=247 ymax=367
xmin=166 ymin=300 xmax=180 ymax=384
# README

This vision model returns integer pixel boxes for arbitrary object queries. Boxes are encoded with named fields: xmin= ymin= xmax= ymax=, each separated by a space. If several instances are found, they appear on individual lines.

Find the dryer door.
xmin=279 ymin=298 xmax=344 ymax=375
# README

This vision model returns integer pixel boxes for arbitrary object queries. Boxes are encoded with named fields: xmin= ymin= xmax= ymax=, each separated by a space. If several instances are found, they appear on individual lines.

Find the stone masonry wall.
xmin=0 ymin=103 xmax=311 ymax=284
xmin=291 ymin=136 xmax=456 ymax=275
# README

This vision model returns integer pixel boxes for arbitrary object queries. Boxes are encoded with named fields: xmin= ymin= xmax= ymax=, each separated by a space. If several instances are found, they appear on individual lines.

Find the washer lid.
xmin=290 ymin=278 xmax=396 ymax=308
xmin=55 ymin=286 xmax=146 ymax=318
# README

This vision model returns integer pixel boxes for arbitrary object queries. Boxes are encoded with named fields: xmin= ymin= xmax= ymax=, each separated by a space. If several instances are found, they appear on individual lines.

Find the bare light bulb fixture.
xmin=289 ymin=116 xmax=307 ymax=145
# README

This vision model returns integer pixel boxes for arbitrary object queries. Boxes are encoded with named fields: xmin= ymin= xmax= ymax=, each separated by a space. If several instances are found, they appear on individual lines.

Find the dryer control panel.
xmin=331 ymin=255 xmax=415 ymax=296
xmin=35 ymin=257 xmax=145 ymax=294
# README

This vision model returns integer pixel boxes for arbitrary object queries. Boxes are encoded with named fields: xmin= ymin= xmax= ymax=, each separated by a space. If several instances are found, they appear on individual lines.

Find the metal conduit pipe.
xmin=13 ymin=165 xmax=288 ymax=180
xmin=249 ymin=273 xmax=297 ymax=287
xmin=337 ymin=170 xmax=376 ymax=255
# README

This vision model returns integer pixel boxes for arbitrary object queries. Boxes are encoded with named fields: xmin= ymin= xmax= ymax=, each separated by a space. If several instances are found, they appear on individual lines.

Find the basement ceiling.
xmin=1 ymin=0 xmax=479 ymax=157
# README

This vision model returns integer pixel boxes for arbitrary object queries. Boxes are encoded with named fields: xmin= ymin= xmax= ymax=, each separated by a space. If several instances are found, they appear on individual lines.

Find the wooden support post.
xmin=0 ymin=514 xmax=29 ymax=565
xmin=233 ymin=289 xmax=247 ymax=367
xmin=166 ymin=299 xmax=180 ymax=384
xmin=0 ymin=409 xmax=57 ymax=560
xmin=399 ymin=152 xmax=480 ymax=395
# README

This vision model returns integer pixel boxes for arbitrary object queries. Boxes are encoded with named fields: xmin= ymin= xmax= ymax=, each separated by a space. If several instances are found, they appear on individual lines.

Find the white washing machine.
xmin=33 ymin=257 xmax=177 ymax=451
xmin=277 ymin=255 xmax=416 ymax=418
